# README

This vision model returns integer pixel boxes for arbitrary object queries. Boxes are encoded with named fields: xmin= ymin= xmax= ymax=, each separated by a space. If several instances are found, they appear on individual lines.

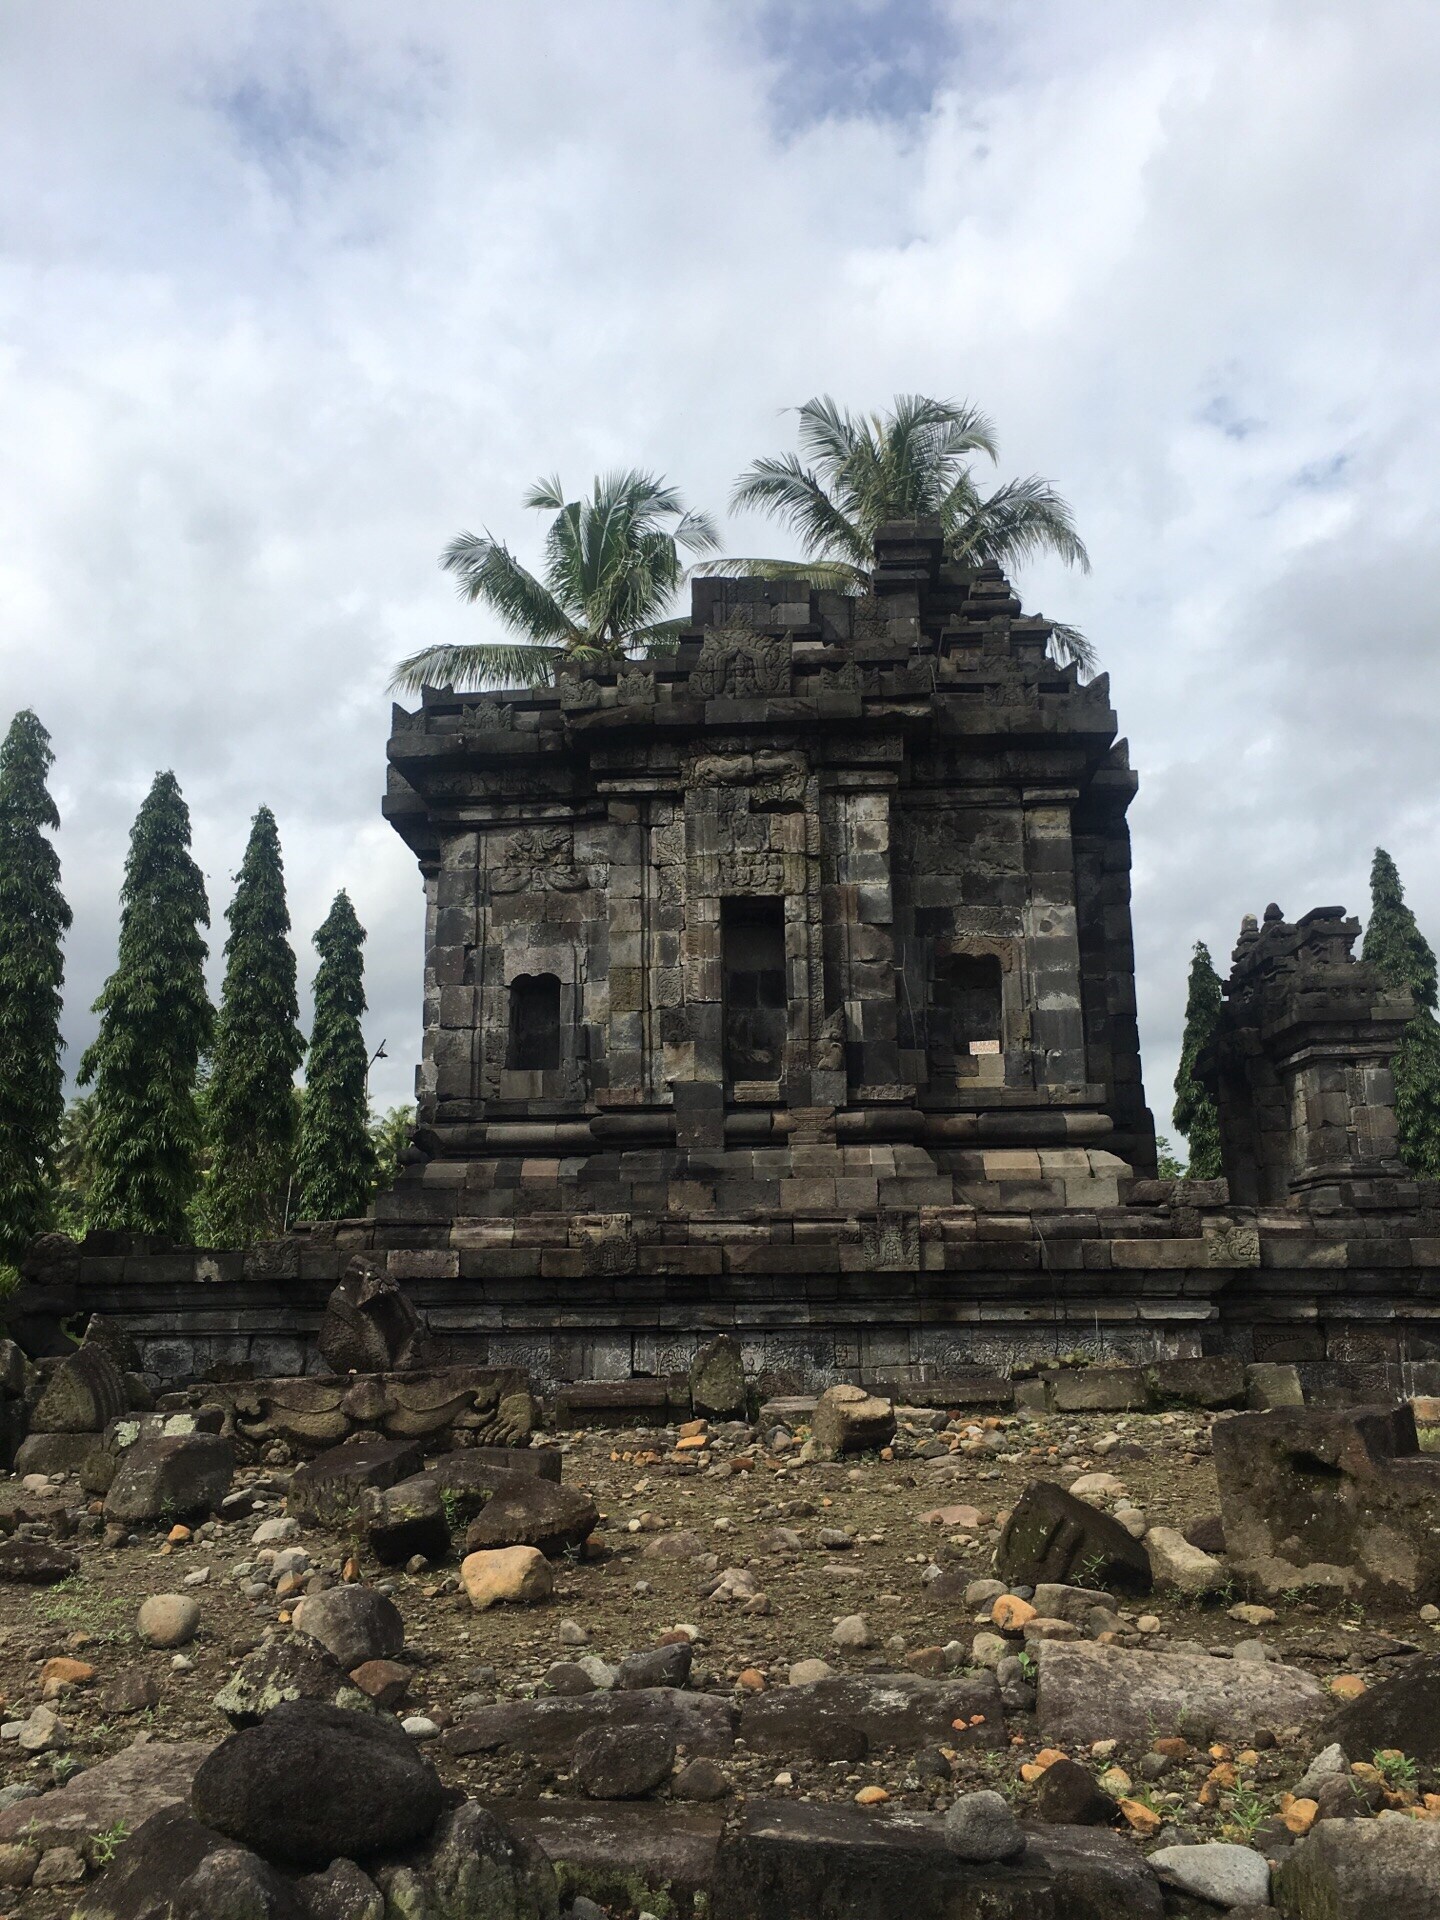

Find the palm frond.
xmin=523 ymin=474 xmax=569 ymax=512
xmin=672 ymin=508 xmax=721 ymax=555
xmin=729 ymin=454 xmax=868 ymax=564
xmin=1044 ymin=621 xmax=1098 ymax=675
xmin=950 ymin=476 xmax=1091 ymax=574
xmin=692 ymin=556 xmax=869 ymax=593
xmin=388 ymin=641 xmax=562 ymax=695
xmin=439 ymin=533 xmax=579 ymax=639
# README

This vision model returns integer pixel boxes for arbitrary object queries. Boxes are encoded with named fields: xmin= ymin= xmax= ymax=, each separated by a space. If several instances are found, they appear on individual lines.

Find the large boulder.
xmin=317 ymin=1255 xmax=428 ymax=1374
xmin=286 ymin=1436 xmax=426 ymax=1529
xmin=1036 ymin=1641 xmax=1329 ymax=1747
xmin=463 ymin=1473 xmax=598 ymax=1557
xmin=808 ymin=1385 xmax=896 ymax=1458
xmin=1326 ymin=1654 xmax=1440 ymax=1766
xmin=689 ymin=1336 xmax=747 ymax=1419
xmin=1213 ymin=1403 xmax=1440 ymax=1602
xmin=291 ymin=1585 xmax=404 ymax=1670
xmin=995 ymin=1480 xmax=1152 ymax=1595
xmin=1150 ymin=1842 xmax=1269 ymax=1908
xmin=104 ymin=1434 xmax=233 ymax=1526
xmin=30 ymin=1347 xmax=127 ymax=1434
xmin=1272 ymin=1816 xmax=1440 ymax=1917
xmin=70 ymin=1807 xmax=235 ymax=1920
xmin=190 ymin=1702 xmax=445 ymax=1869
xmin=0 ymin=1539 xmax=78 ymax=1584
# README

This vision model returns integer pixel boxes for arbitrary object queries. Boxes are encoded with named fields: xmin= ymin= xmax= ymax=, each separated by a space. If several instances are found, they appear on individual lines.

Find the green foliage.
xmin=202 ymin=808 xmax=305 ymax=1243
xmin=392 ymin=470 xmax=720 ymax=693
xmin=369 ymin=1102 xmax=414 ymax=1200
xmin=1173 ymin=941 xmax=1223 ymax=1180
xmin=1363 ymin=847 xmax=1440 ymax=1178
xmin=1373 ymin=1748 xmax=1419 ymax=1791
xmin=295 ymin=891 xmax=372 ymax=1221
xmin=0 ymin=710 xmax=72 ymax=1261
xmin=79 ymin=772 xmax=211 ymax=1237
xmin=1154 ymin=1133 xmax=1187 ymax=1179
xmin=709 ymin=394 xmax=1094 ymax=669
xmin=51 ymin=1093 xmax=99 ymax=1237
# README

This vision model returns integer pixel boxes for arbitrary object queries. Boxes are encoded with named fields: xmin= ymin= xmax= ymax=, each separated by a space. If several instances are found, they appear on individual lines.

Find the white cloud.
xmin=2 ymin=0 xmax=1437 ymax=1135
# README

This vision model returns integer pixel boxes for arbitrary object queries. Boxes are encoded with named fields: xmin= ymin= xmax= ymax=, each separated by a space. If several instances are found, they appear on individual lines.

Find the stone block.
xmin=1043 ymin=1367 xmax=1149 ymax=1412
xmin=1213 ymin=1403 xmax=1440 ymax=1601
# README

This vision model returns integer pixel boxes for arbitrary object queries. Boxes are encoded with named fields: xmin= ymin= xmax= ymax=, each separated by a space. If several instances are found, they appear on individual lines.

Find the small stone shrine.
xmin=16 ymin=526 xmax=1440 ymax=1393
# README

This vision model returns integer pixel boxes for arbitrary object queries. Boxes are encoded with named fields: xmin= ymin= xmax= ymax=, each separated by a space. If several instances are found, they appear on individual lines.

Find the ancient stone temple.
xmin=17 ymin=527 xmax=1440 ymax=1396
xmin=383 ymin=524 xmax=1154 ymax=1190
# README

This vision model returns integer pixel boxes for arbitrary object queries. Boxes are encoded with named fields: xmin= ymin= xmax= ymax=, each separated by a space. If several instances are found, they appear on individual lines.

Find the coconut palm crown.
xmin=709 ymin=393 xmax=1095 ymax=669
xmin=391 ymin=470 xmax=720 ymax=694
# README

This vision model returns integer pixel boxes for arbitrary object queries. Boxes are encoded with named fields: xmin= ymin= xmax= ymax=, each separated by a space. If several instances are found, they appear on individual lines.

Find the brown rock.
xmin=349 ymin=1659 xmax=411 ymax=1710
xmin=460 ymin=1545 xmax=554 ymax=1610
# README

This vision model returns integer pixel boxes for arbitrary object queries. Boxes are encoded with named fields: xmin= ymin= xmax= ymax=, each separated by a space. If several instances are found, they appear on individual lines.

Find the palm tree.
xmin=710 ymin=394 xmax=1095 ymax=669
xmin=391 ymin=470 xmax=720 ymax=694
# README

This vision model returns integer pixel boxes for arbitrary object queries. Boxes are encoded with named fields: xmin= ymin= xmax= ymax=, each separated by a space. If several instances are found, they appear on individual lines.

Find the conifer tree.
xmin=1363 ymin=847 xmax=1440 ymax=1178
xmin=295 ymin=891 xmax=373 ymax=1220
xmin=80 ymin=772 xmax=211 ymax=1237
xmin=0 ymin=711 xmax=71 ymax=1260
xmin=204 ymin=807 xmax=304 ymax=1242
xmin=1173 ymin=940 xmax=1224 ymax=1179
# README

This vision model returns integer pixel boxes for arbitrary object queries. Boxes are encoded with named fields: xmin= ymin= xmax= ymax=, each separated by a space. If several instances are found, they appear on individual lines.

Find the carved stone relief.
xmin=488 ymin=827 xmax=589 ymax=895
xmin=688 ymin=623 xmax=792 ymax=699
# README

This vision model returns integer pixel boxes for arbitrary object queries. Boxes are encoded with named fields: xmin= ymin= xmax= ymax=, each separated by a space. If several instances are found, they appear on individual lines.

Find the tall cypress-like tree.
xmin=295 ymin=891 xmax=373 ymax=1220
xmin=80 ymin=772 xmax=211 ymax=1237
xmin=1173 ymin=941 xmax=1224 ymax=1179
xmin=1363 ymin=847 xmax=1440 ymax=1178
xmin=0 ymin=711 xmax=71 ymax=1260
xmin=204 ymin=807 xmax=304 ymax=1243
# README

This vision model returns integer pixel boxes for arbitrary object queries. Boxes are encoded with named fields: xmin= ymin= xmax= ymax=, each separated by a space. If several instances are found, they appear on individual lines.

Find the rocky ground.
xmin=2 ymin=1397 xmax=1439 ymax=1916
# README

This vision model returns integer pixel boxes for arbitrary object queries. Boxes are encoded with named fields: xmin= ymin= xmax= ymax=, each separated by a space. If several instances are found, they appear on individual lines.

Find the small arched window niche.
xmin=506 ymin=972 xmax=561 ymax=1072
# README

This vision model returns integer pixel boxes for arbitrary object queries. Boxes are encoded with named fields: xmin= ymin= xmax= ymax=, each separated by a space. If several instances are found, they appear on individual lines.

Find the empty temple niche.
xmin=506 ymin=973 xmax=561 ymax=1072
xmin=722 ymin=896 xmax=788 ymax=1084
xmin=931 ymin=952 xmax=1004 ymax=1079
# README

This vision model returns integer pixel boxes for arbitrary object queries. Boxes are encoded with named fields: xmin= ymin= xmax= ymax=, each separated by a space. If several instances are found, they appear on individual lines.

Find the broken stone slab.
xmin=286 ymin=1436 xmax=427 ymax=1528
xmin=103 ymin=1433 xmax=234 ymax=1526
xmin=689 ymin=1334 xmax=747 ymax=1418
xmin=758 ymin=1396 xmax=818 ymax=1428
xmin=419 ymin=1445 xmax=563 ymax=1528
xmin=462 ymin=1472 xmax=598 ymax=1557
xmin=29 ymin=1347 xmax=128 ymax=1434
xmin=1326 ymin=1653 xmax=1440 ymax=1766
xmin=1035 ymin=1641 xmax=1328 ymax=1748
xmin=498 ymin=1797 xmax=724 ymax=1916
xmin=995 ymin=1480 xmax=1153 ymax=1595
xmin=552 ymin=1379 xmax=686 ymax=1427
xmin=1144 ymin=1525 xmax=1228 ymax=1594
xmin=357 ymin=1475 xmax=451 ymax=1566
xmin=808 ymin=1385 xmax=896 ymax=1458
xmin=710 ymin=1800 xmax=1161 ymax=1920
xmin=444 ymin=1687 xmax=738 ymax=1764
xmin=1212 ymin=1402 xmax=1440 ymax=1602
xmin=574 ymin=1722 xmax=676 ymax=1799
xmin=1041 ymin=1367 xmax=1149 ymax=1414
xmin=869 ymin=1374 xmax=1014 ymax=1411
xmin=0 ymin=1540 xmax=79 ymax=1585
xmin=69 ymin=1808 xmax=236 ymax=1920
xmin=1143 ymin=1355 xmax=1247 ymax=1408
xmin=1246 ymin=1361 xmax=1305 ymax=1409
xmin=1272 ymin=1815 xmax=1440 ymax=1917
xmin=739 ymin=1672 xmax=1006 ymax=1759
xmin=11 ymin=1431 xmax=109 ymax=1481
xmin=0 ymin=1740 xmax=217 ymax=1856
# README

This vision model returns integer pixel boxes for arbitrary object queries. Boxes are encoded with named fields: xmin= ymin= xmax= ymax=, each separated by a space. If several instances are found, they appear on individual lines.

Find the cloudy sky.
xmin=2 ymin=0 xmax=1436 ymax=1140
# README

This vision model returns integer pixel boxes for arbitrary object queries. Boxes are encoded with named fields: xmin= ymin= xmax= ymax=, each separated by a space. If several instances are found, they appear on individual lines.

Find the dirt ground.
xmin=3 ymin=1402 xmax=1438 ymax=1916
